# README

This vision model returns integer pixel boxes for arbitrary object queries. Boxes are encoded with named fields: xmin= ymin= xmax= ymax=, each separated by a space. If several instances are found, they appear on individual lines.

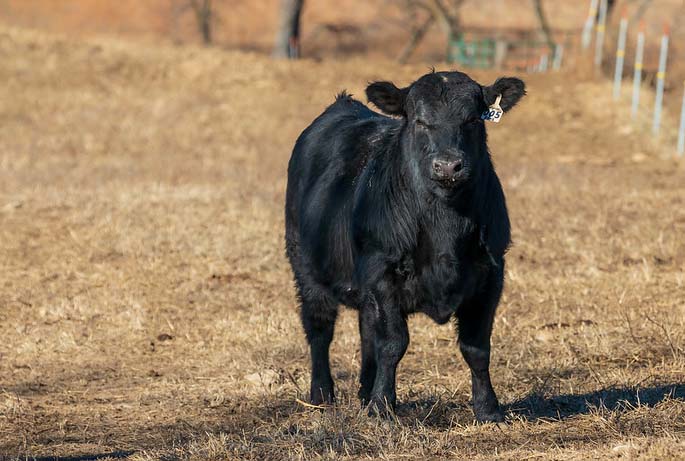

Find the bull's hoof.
xmin=474 ymin=406 xmax=505 ymax=423
xmin=310 ymin=383 xmax=335 ymax=406
xmin=366 ymin=396 xmax=396 ymax=419
xmin=358 ymin=387 xmax=372 ymax=405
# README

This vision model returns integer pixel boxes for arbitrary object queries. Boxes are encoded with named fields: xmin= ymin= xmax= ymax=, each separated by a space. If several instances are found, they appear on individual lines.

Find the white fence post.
xmin=677 ymin=81 xmax=685 ymax=157
xmin=652 ymin=25 xmax=669 ymax=136
xmin=539 ymin=53 xmax=549 ymax=72
xmin=582 ymin=0 xmax=600 ymax=50
xmin=594 ymin=0 xmax=608 ymax=68
xmin=613 ymin=14 xmax=628 ymax=100
xmin=631 ymin=23 xmax=645 ymax=119
xmin=553 ymin=44 xmax=564 ymax=71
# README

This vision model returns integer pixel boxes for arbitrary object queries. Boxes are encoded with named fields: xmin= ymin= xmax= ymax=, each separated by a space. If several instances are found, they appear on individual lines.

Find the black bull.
xmin=285 ymin=70 xmax=525 ymax=422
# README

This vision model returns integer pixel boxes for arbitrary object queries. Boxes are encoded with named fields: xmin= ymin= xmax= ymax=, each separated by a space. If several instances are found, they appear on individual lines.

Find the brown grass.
xmin=0 ymin=26 xmax=684 ymax=460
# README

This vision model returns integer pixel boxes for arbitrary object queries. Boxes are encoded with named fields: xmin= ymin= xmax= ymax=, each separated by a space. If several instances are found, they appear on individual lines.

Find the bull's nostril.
xmin=444 ymin=161 xmax=462 ymax=177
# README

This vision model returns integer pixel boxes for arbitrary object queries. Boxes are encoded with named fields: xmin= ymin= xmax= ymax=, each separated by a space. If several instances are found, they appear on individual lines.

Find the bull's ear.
xmin=366 ymin=81 xmax=408 ymax=116
xmin=483 ymin=77 xmax=526 ymax=112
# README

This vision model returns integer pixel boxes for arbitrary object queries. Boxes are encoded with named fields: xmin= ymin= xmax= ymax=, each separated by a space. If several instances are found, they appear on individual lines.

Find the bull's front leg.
xmin=357 ymin=306 xmax=377 ymax=404
xmin=456 ymin=268 xmax=505 ymax=423
xmin=366 ymin=287 xmax=409 ymax=416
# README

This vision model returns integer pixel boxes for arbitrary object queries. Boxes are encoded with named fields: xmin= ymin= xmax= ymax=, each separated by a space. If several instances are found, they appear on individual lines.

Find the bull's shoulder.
xmin=323 ymin=91 xmax=402 ymax=126
xmin=295 ymin=94 xmax=399 ymax=168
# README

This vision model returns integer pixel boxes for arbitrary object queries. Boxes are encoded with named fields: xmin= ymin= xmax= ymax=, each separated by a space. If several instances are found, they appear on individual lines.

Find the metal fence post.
xmin=594 ymin=0 xmax=608 ymax=68
xmin=631 ymin=23 xmax=645 ymax=119
xmin=652 ymin=25 xmax=669 ymax=136
xmin=539 ymin=53 xmax=549 ymax=72
xmin=613 ymin=14 xmax=628 ymax=100
xmin=553 ymin=44 xmax=564 ymax=71
xmin=677 ymin=81 xmax=685 ymax=157
xmin=582 ymin=0 xmax=599 ymax=50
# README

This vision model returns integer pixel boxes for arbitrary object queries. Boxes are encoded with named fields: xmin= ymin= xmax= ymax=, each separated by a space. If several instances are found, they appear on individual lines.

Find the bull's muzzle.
xmin=431 ymin=157 xmax=464 ymax=183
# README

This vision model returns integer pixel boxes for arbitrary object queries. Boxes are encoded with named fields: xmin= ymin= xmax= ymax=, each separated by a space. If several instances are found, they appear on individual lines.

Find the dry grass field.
xmin=0 ymin=26 xmax=684 ymax=460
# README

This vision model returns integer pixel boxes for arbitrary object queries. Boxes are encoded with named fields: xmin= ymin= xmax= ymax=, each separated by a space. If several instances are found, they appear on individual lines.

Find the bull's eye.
xmin=464 ymin=117 xmax=481 ymax=126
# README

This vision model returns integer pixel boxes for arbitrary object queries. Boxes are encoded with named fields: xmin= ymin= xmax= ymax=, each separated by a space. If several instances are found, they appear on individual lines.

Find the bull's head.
xmin=366 ymin=71 xmax=525 ymax=191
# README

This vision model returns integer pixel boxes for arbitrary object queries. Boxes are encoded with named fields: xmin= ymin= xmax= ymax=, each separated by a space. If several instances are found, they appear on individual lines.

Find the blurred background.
xmin=0 ymin=0 xmax=683 ymax=84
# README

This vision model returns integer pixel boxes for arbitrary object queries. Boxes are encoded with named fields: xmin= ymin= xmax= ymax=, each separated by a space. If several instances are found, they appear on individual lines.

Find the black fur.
xmin=285 ymin=70 xmax=525 ymax=421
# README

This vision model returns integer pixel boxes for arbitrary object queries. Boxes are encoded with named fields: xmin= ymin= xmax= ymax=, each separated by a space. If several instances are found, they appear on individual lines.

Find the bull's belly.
xmin=325 ymin=261 xmax=489 ymax=321
xmin=411 ymin=290 xmax=465 ymax=324
xmin=400 ymin=269 xmax=486 ymax=324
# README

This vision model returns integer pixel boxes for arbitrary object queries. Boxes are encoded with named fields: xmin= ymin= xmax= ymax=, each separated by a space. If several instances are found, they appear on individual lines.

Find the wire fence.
xmin=569 ymin=0 xmax=680 ymax=157
xmin=446 ymin=27 xmax=581 ymax=73
xmin=447 ymin=0 xmax=683 ymax=159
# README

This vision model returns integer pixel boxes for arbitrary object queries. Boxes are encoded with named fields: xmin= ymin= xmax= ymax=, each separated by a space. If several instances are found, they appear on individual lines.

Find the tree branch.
xmin=425 ymin=0 xmax=460 ymax=38
xmin=532 ymin=0 xmax=555 ymax=49
xmin=398 ymin=15 xmax=434 ymax=63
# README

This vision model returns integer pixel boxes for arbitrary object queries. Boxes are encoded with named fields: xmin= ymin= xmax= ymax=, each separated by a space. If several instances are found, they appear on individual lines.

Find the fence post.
xmin=594 ymin=0 xmax=608 ymax=68
xmin=539 ymin=52 xmax=549 ymax=72
xmin=652 ymin=25 xmax=669 ymax=136
xmin=631 ymin=22 xmax=645 ymax=119
xmin=553 ymin=44 xmax=564 ymax=70
xmin=677 ymin=81 xmax=685 ymax=157
xmin=582 ymin=0 xmax=599 ymax=50
xmin=613 ymin=13 xmax=628 ymax=100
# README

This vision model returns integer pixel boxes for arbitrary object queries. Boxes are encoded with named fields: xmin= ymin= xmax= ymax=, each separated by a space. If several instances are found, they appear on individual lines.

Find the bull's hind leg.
xmin=300 ymin=291 xmax=338 ymax=405
xmin=456 ymin=268 xmax=505 ymax=423
xmin=357 ymin=306 xmax=377 ymax=404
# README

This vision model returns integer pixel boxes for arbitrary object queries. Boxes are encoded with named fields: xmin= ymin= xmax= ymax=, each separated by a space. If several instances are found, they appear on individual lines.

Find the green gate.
xmin=446 ymin=28 xmax=579 ymax=71
xmin=447 ymin=34 xmax=496 ymax=68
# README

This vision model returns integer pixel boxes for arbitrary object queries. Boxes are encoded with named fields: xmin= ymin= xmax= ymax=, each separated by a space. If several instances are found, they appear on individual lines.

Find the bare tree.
xmin=532 ymin=0 xmax=555 ymax=50
xmin=398 ymin=14 xmax=435 ymax=63
xmin=630 ymin=0 xmax=652 ymax=24
xmin=425 ymin=0 xmax=462 ymax=38
xmin=171 ymin=0 xmax=215 ymax=45
xmin=273 ymin=0 xmax=305 ymax=59
xmin=191 ymin=0 xmax=213 ymax=45
xmin=395 ymin=0 xmax=465 ymax=63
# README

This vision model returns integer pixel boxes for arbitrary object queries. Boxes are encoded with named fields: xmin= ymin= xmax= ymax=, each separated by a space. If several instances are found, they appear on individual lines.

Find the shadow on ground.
xmin=4 ymin=452 xmax=135 ymax=461
xmin=387 ymin=383 xmax=685 ymax=428
xmin=506 ymin=383 xmax=685 ymax=420
xmin=7 ymin=383 xmax=683 ymax=459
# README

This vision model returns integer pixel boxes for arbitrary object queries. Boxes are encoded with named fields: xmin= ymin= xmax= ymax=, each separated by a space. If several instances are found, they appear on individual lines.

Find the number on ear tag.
xmin=481 ymin=94 xmax=503 ymax=123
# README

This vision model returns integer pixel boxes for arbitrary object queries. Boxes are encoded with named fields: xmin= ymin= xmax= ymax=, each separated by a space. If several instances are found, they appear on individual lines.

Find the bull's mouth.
xmin=432 ymin=170 xmax=468 ymax=188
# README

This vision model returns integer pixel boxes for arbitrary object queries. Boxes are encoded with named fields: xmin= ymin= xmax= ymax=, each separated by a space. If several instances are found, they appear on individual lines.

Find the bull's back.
xmin=285 ymin=94 xmax=393 ymax=293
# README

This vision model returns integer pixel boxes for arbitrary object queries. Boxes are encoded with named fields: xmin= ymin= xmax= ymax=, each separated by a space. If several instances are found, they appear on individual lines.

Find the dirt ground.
xmin=0 ymin=26 xmax=684 ymax=460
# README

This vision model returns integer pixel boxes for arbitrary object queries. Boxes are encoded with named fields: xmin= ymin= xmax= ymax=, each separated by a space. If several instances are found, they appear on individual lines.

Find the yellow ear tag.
xmin=481 ymin=94 xmax=503 ymax=123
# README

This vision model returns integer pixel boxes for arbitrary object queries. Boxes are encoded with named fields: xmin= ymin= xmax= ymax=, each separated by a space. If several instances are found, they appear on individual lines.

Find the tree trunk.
xmin=199 ymin=1 xmax=211 ymax=45
xmin=606 ymin=0 xmax=616 ymax=18
xmin=273 ymin=0 xmax=305 ymax=59
xmin=532 ymin=0 xmax=555 ymax=50
xmin=190 ymin=0 xmax=212 ymax=45
xmin=398 ymin=15 xmax=434 ymax=63
xmin=631 ymin=0 xmax=652 ymax=24
xmin=425 ymin=0 xmax=460 ymax=40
